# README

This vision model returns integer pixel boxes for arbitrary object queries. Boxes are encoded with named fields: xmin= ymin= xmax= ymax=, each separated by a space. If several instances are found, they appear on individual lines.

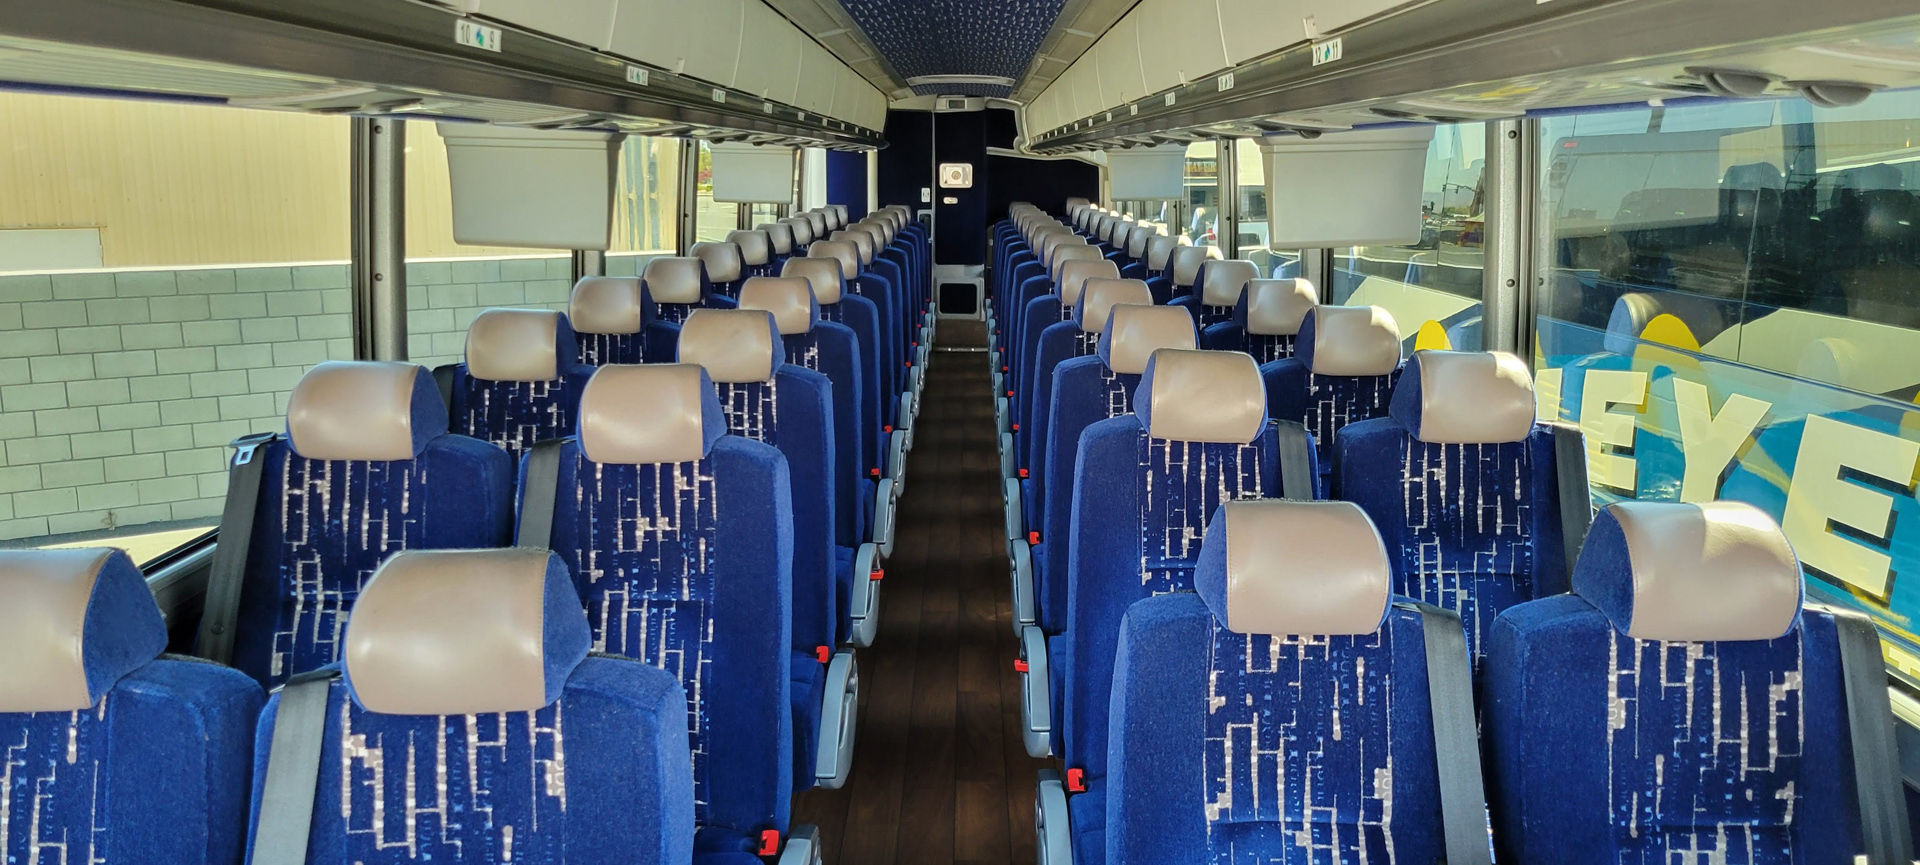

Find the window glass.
xmin=694 ymin=142 xmax=734 ymax=244
xmin=1531 ymin=94 xmax=1920 ymax=679
xmin=1233 ymin=139 xmax=1271 ymax=265
xmin=1183 ymin=141 xmax=1220 ymax=247
xmin=0 ymin=93 xmax=350 ymax=561
xmin=1331 ymin=122 xmax=1486 ymax=351
xmin=612 ymin=135 xmax=681 ymax=254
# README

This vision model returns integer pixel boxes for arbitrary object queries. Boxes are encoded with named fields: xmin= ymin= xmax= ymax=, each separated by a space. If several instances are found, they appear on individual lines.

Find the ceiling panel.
xmin=837 ymin=0 xmax=1069 ymax=98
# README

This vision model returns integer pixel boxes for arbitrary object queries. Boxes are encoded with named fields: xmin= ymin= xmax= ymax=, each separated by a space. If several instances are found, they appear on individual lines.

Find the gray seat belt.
xmin=195 ymin=432 xmax=280 ymax=665
xmin=250 ymin=668 xmax=337 ymax=865
xmin=1550 ymin=422 xmax=1593 ymax=578
xmin=1274 ymin=421 xmax=1315 ymax=501
xmin=516 ymin=438 xmax=565 ymax=550
xmin=1401 ymin=601 xmax=1494 ymax=865
xmin=1833 ymin=610 xmax=1915 ymax=865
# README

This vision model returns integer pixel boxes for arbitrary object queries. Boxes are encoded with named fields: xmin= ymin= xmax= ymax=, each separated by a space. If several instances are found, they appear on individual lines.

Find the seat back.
xmin=1204 ymin=277 xmax=1316 ymax=362
xmin=446 ymin=308 xmax=596 ymax=460
xmin=759 ymin=221 xmax=797 ymax=257
xmin=1063 ymin=350 xmax=1289 ymax=784
xmin=1107 ymin=501 xmax=1451 ymax=864
xmin=730 ymin=229 xmax=777 ymax=277
xmin=570 ymin=276 xmax=647 ymax=365
xmin=227 ymin=361 xmax=515 ymax=686
xmin=739 ymin=276 xmax=868 ymax=549
xmin=527 ymin=363 xmax=795 ymax=838
xmin=1485 ymin=501 xmax=1873 ymax=865
xmin=1017 ymin=277 xmax=1149 ymax=488
xmin=247 ymin=548 xmax=694 ymax=863
xmin=786 ymin=256 xmax=886 ymax=474
xmin=1338 ymin=350 xmax=1566 ymax=667
xmin=1176 ymin=259 xmax=1259 ymax=327
xmin=693 ymin=240 xmax=747 ymax=297
xmin=2 ymin=548 xmax=262 ymax=865
xmin=1034 ymin=304 xmax=1195 ymax=632
xmin=781 ymin=215 xmax=817 ymax=249
xmin=1262 ymin=305 xmax=1404 ymax=494
xmin=1166 ymin=244 xmax=1223 ymax=298
xmin=643 ymin=256 xmax=719 ymax=325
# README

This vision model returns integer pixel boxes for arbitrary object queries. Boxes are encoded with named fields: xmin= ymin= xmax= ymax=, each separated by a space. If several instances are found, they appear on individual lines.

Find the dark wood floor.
xmin=794 ymin=319 xmax=1049 ymax=865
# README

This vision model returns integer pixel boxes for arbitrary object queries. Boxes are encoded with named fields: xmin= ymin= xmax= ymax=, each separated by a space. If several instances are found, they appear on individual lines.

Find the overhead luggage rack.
xmin=0 ymin=0 xmax=888 ymax=148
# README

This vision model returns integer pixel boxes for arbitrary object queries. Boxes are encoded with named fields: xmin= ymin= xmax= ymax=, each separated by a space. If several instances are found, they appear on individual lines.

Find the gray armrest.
xmin=1000 ymin=432 xmax=1015 ymax=480
xmin=849 ymin=543 xmax=882 ymax=648
xmin=996 ymin=397 xmax=1009 ymax=437
xmin=1003 ymin=478 xmax=1023 ymax=542
xmin=1010 ymin=538 xmax=1035 ymax=636
xmin=1036 ymin=769 xmax=1073 ymax=865
xmin=887 ymin=430 xmax=909 ymax=496
xmin=1020 ymin=624 xmax=1051 ymax=758
xmin=814 ymin=651 xmax=859 ymax=788
xmin=873 ymin=478 xmax=897 ymax=560
xmin=776 ymin=825 xmax=823 ymax=865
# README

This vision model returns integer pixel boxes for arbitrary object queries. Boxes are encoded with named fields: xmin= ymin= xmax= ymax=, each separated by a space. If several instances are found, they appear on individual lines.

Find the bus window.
xmin=1182 ymin=141 xmax=1220 ymax=248
xmin=0 ymin=93 xmax=349 ymax=563
xmin=693 ymin=141 xmax=735 ymax=244
xmin=610 ymin=136 xmax=683 ymax=267
xmin=1534 ymin=94 xmax=1920 ymax=680
xmin=1234 ymin=139 xmax=1278 ymax=268
xmin=1333 ymin=121 xmax=1487 ymax=351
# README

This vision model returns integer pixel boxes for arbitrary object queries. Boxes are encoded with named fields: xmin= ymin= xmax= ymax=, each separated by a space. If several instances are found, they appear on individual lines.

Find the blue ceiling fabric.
xmin=838 ymin=0 xmax=1068 ymax=98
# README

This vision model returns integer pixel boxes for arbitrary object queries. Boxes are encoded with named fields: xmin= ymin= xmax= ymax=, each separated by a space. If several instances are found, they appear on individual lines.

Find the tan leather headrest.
xmin=677 ymin=309 xmax=781 ymax=383
xmin=831 ymin=230 xmax=875 ymax=265
xmin=729 ymin=230 xmax=773 ymax=266
xmin=1200 ymin=501 xmax=1392 ymax=636
xmin=781 ymin=257 xmax=845 ymax=304
xmin=1041 ymin=233 xmax=1087 ymax=268
xmin=1394 ymin=350 xmax=1535 ymax=444
xmin=824 ymin=206 xmax=845 ymax=231
xmin=465 ymin=309 xmax=562 ymax=382
xmin=569 ymin=276 xmax=645 ymax=335
xmin=810 ymin=240 xmax=861 ymax=282
xmin=1058 ymin=258 xmax=1120 ymax=305
xmin=1127 ymin=223 xmax=1160 ymax=259
xmin=1134 ymin=349 xmax=1267 ymax=444
xmin=1169 ymin=245 xmax=1222 ymax=287
xmin=780 ymin=216 xmax=815 ymax=246
xmin=1579 ymin=501 xmax=1803 ymax=642
xmin=1146 ymin=234 xmax=1187 ymax=271
xmin=1077 ymin=278 xmax=1152 ymax=333
xmin=757 ymin=222 xmax=796 ymax=255
xmin=1301 ymin=306 xmax=1402 ymax=376
xmin=345 ymin=548 xmax=585 ymax=715
xmin=737 ymin=276 xmax=817 ymax=334
xmin=802 ymin=210 xmax=828 ymax=238
xmin=692 ymin=241 xmax=744 ymax=283
xmin=644 ymin=257 xmax=706 ymax=305
xmin=287 ymin=361 xmax=439 ymax=461
xmin=1199 ymin=260 xmax=1260 ymax=307
xmin=1099 ymin=305 xmax=1197 ymax=374
xmin=854 ymin=222 xmax=889 ymax=252
xmin=0 ymin=548 xmax=165 ymax=712
xmin=1049 ymin=245 xmax=1103 ymax=284
xmin=577 ymin=364 xmax=722 ymax=464
xmin=1244 ymin=279 xmax=1318 ymax=336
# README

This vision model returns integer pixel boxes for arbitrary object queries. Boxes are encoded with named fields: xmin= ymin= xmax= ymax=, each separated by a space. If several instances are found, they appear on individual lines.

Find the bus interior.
xmin=4 ymin=0 xmax=1920 ymax=862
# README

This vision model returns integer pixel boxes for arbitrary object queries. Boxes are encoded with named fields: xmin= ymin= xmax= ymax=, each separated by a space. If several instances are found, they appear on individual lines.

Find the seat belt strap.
xmin=433 ymin=364 xmax=457 ymax=415
xmin=1274 ymin=421 xmax=1315 ymax=501
xmin=517 ymin=438 xmax=565 ymax=550
xmin=1402 ymin=601 xmax=1494 ymax=865
xmin=1551 ymin=422 xmax=1593 ymax=578
xmin=1833 ymin=610 xmax=1914 ymax=865
xmin=251 ymin=668 xmax=338 ymax=865
xmin=195 ymin=432 xmax=280 ymax=665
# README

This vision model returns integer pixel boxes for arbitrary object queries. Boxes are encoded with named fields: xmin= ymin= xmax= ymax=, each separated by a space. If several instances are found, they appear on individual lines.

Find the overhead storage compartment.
xmin=438 ymin=124 xmax=622 ymax=249
xmin=1106 ymin=145 xmax=1187 ymax=199
xmin=735 ymin=0 xmax=804 ymax=104
xmin=453 ymin=0 xmax=618 ymax=51
xmin=611 ymin=0 xmax=743 ymax=86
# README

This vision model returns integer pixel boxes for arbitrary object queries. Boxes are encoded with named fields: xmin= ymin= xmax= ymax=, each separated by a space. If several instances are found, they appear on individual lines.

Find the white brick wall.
xmin=0 ymin=252 xmax=658 ymax=543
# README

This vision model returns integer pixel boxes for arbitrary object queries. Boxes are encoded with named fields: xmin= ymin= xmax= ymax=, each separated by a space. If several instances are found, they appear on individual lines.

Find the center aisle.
xmin=794 ymin=319 xmax=1049 ymax=865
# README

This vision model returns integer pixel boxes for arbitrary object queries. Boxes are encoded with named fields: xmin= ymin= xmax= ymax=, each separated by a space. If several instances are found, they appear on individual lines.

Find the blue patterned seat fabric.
xmin=1105 ymin=501 xmax=1452 ymax=864
xmin=643 ymin=256 xmax=738 ymax=363
xmin=2 ymin=548 xmax=263 ymax=865
xmin=1261 ymin=305 xmax=1405 ymax=498
xmin=229 ymin=361 xmax=515 ymax=688
xmin=244 ymin=548 xmax=694 ymax=864
xmin=1171 ymin=259 xmax=1258 ymax=330
xmin=523 ymin=363 xmax=795 ymax=857
xmin=569 ymin=275 xmax=651 ymax=366
xmin=446 ymin=308 xmax=597 ymax=462
xmin=1199 ymin=277 xmax=1318 ymax=364
xmin=1485 ymin=500 xmax=1876 ymax=865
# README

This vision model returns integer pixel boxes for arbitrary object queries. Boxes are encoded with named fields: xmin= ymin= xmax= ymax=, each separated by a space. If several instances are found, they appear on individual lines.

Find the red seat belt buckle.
xmin=1018 ymin=467 xmax=1029 ymax=478
xmin=1001 ymin=365 xmax=1009 ymax=373
xmin=1066 ymin=768 xmax=1086 ymax=793
xmin=870 ymin=468 xmax=881 ymax=478
xmin=1006 ymin=389 xmax=1014 ymax=397
xmin=884 ymin=425 xmax=893 ymax=433
xmin=869 ymin=566 xmax=885 ymax=581
xmin=759 ymin=829 xmax=781 ymax=857
xmin=815 ymin=646 xmax=831 ymax=664
xmin=1014 ymin=658 xmax=1029 ymax=673
xmin=1029 ymin=531 xmax=1040 ymax=545
xmin=1012 ymin=423 xmax=1020 ymax=433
